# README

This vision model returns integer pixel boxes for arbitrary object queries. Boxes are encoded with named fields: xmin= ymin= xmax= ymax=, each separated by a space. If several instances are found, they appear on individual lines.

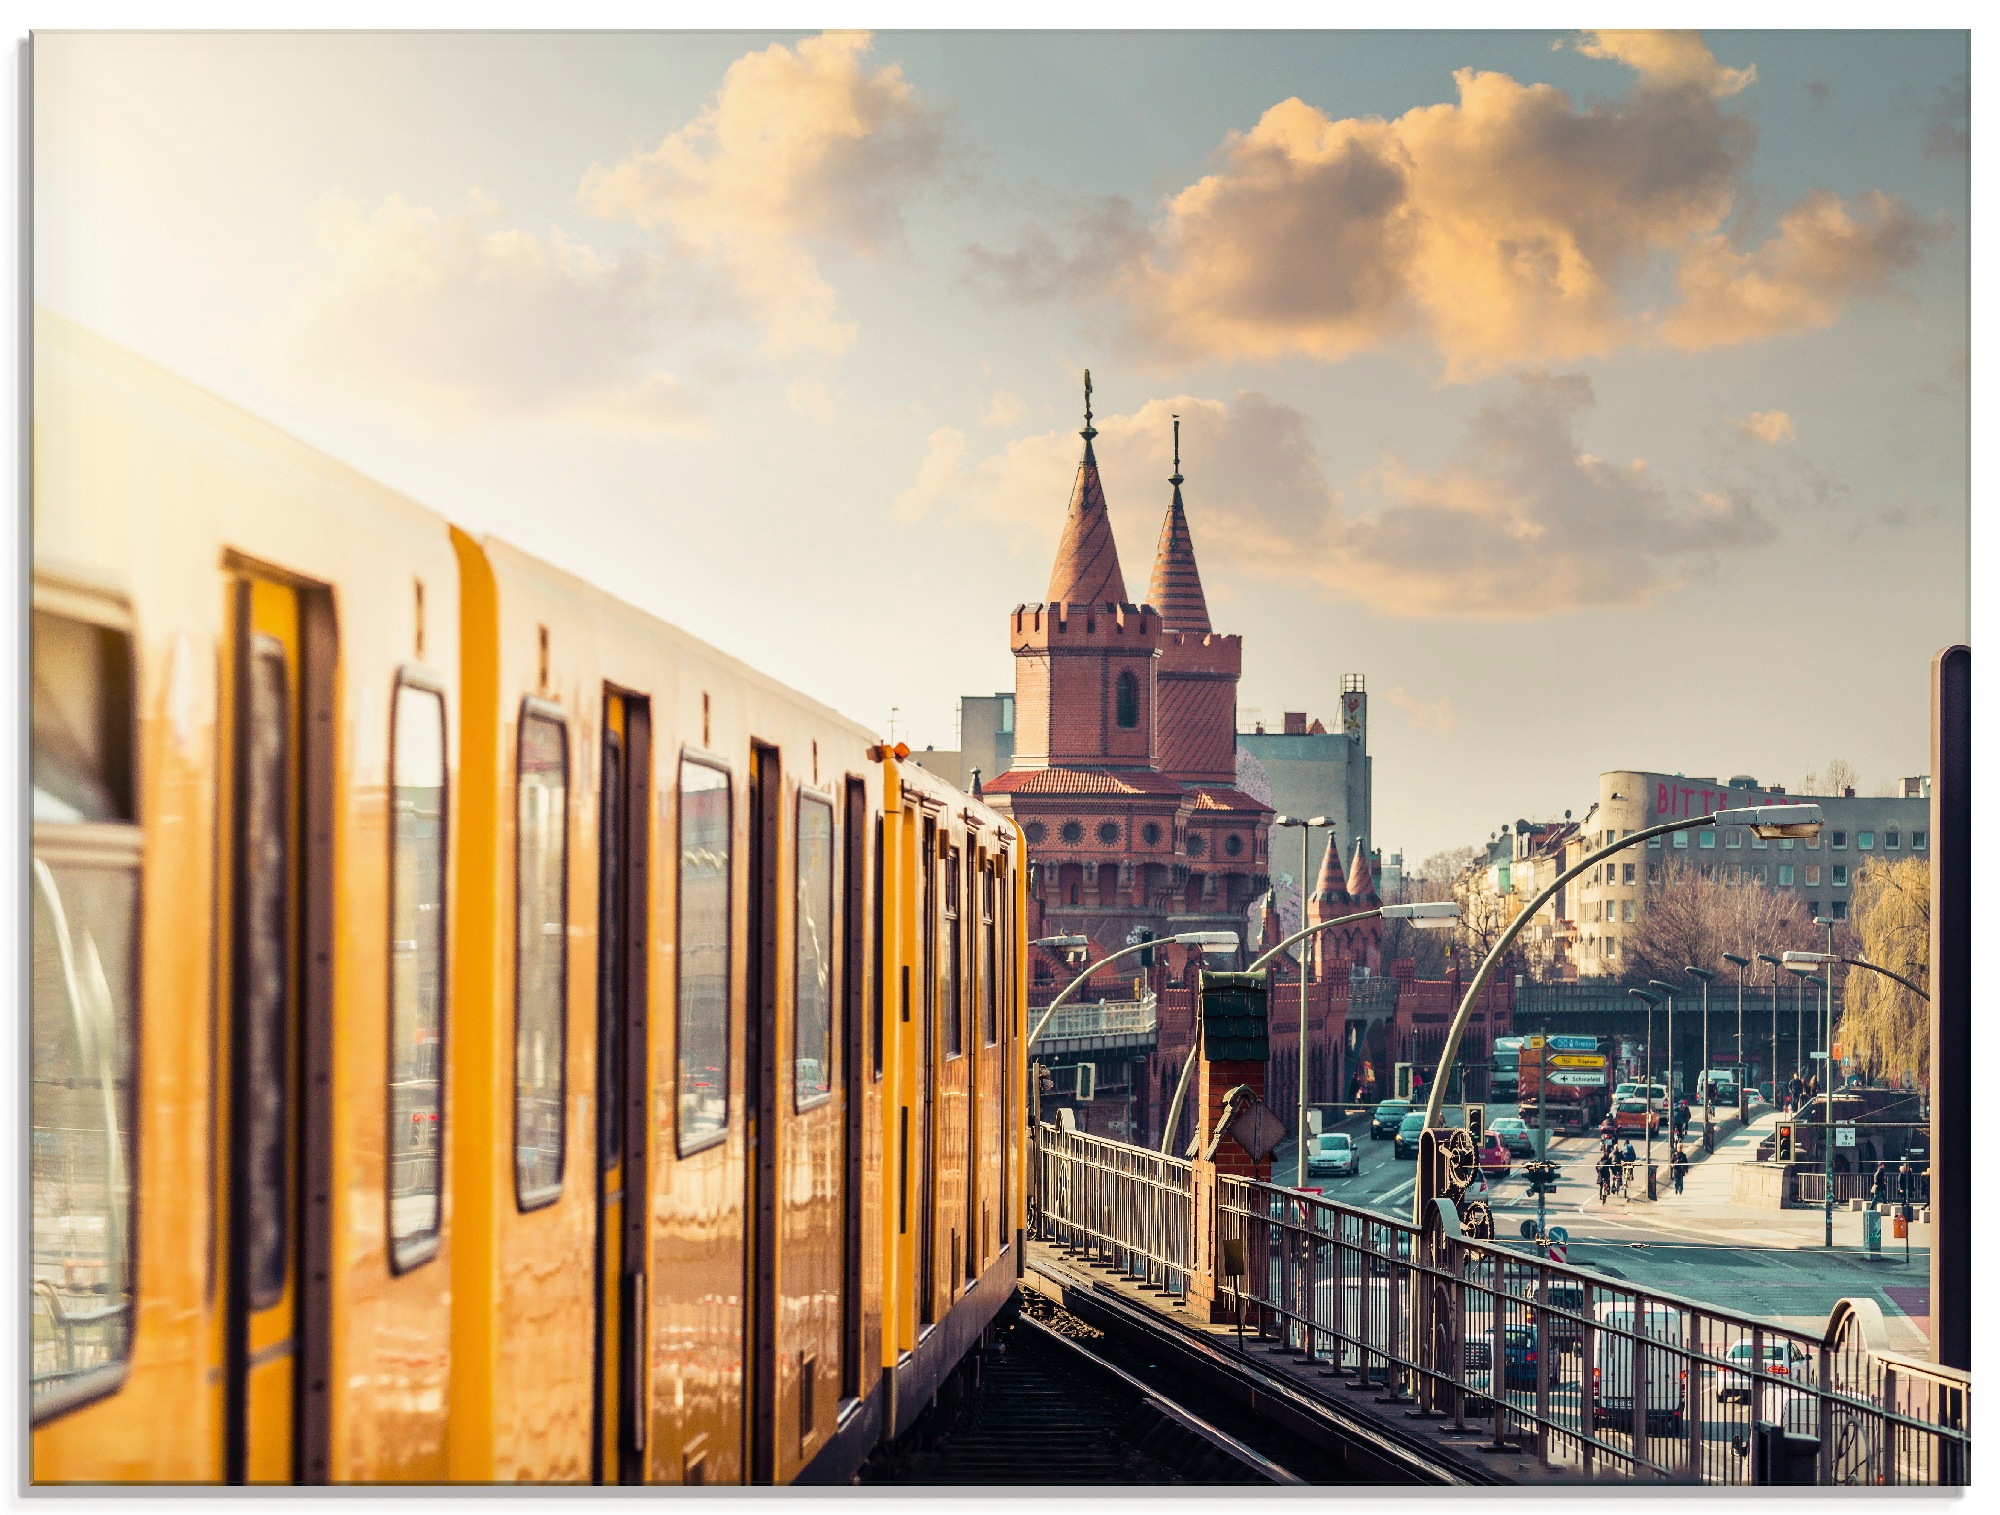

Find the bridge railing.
xmin=1030 ymin=1126 xmax=1969 ymax=1486
xmin=1031 ymin=992 xmax=1157 ymax=1049
xmin=1033 ymin=1123 xmax=1191 ymax=1296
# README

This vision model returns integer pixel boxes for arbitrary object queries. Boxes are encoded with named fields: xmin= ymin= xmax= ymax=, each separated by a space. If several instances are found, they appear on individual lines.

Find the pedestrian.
xmin=1670 ymin=1143 xmax=1689 ymax=1195
xmin=1896 ymin=1159 xmax=1912 ymax=1205
xmin=1871 ymin=1162 xmax=1888 ymax=1205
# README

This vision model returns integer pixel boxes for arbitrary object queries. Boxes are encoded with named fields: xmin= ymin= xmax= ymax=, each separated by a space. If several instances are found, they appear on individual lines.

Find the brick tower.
xmin=985 ymin=378 xmax=1271 ymax=996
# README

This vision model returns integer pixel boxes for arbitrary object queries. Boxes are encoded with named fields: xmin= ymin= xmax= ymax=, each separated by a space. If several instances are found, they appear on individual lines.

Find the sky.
xmin=32 ymin=27 xmax=1971 ymax=868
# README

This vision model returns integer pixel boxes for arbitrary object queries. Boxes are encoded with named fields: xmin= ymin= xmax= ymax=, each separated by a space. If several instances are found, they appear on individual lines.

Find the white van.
xmin=1590 ymin=1302 xmax=1687 ymax=1437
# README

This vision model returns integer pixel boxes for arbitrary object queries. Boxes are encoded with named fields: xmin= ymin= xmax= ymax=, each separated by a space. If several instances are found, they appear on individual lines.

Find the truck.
xmin=1516 ymin=1036 xmax=1611 ymax=1134
xmin=1591 ymin=1301 xmax=1688 ymax=1437
xmin=1491 ymin=1036 xmax=1524 ymax=1102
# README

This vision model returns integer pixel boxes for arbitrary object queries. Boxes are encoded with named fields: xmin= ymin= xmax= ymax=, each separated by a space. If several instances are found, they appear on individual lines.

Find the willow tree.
xmin=1841 ymin=855 xmax=1932 ymax=1085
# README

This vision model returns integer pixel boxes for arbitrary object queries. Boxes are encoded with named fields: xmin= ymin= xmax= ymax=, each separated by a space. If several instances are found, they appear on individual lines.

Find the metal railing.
xmin=1795 ymin=1170 xmax=1903 ymax=1206
xmin=1031 ymin=1126 xmax=1969 ymax=1485
xmin=1030 ymin=992 xmax=1157 ymax=1048
xmin=1034 ymin=1124 xmax=1192 ymax=1296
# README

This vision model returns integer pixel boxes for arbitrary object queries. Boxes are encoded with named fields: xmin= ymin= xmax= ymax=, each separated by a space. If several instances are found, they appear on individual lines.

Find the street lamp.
xmin=1420 ymin=804 xmax=1822 ymax=1160
xmin=1757 ymin=952 xmax=1789 ymax=1096
xmin=1784 ymin=960 xmax=1835 ymax=1246
xmin=1032 ymin=934 xmax=1092 ymax=952
xmin=1628 ymin=987 xmax=1660 ymax=1197
xmin=1648 ymin=980 xmax=1678 ymax=1118
xmin=1722 ymin=953 xmax=1750 ymax=1120
xmin=1783 ymin=950 xmax=1930 ymax=1001
xmin=1685 ymin=966 xmax=1716 ymax=1151
xmin=1156 ymin=901 xmax=1459 ymax=1162
xmin=1273 ymin=815 xmax=1330 ymax=1188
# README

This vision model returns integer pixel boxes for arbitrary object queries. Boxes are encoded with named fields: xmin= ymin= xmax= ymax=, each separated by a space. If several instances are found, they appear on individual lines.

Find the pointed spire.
xmin=1046 ymin=368 xmax=1129 ymax=606
xmin=1346 ymin=838 xmax=1379 ymax=908
xmin=1146 ymin=412 xmax=1212 ymax=632
xmin=1259 ymin=888 xmax=1284 ymax=952
xmin=1308 ymin=833 xmax=1350 ymax=920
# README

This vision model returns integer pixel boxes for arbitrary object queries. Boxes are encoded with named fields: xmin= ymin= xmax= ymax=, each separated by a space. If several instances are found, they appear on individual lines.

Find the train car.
xmin=28 ymin=308 xmax=1027 ymax=1485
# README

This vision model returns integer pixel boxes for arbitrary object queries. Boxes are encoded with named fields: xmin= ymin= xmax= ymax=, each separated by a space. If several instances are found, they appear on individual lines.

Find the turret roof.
xmin=1309 ymin=834 xmax=1350 ymax=915
xmin=1346 ymin=838 xmax=1379 ymax=906
xmin=1046 ymin=371 xmax=1129 ymax=607
xmin=1145 ymin=416 xmax=1211 ymax=632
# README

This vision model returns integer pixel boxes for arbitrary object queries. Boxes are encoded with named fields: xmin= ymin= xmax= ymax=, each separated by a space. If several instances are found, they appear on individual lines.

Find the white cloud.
xmin=899 ymin=377 xmax=1775 ymax=619
xmin=788 ymin=377 xmax=837 ymax=422
xmin=579 ymin=30 xmax=942 ymax=356
xmin=1735 ymin=410 xmax=1797 ymax=445
xmin=973 ymin=31 xmax=1934 ymax=376
xmin=1385 ymin=686 xmax=1458 ymax=735
xmin=280 ymin=191 xmax=705 ymax=431
xmin=982 ymin=390 xmax=1025 ymax=428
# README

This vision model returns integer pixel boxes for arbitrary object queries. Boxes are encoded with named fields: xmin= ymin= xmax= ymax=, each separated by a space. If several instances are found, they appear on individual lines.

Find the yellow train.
xmin=29 ymin=310 xmax=1028 ymax=1484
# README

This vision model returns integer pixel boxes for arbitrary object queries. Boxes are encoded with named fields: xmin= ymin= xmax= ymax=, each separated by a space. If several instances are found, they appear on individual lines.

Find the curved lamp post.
xmin=1648 ymin=980 xmax=1679 ymax=1121
xmin=1757 ymin=952 xmax=1789 ymax=1094
xmin=1628 ymin=987 xmax=1660 ymax=1194
xmin=1273 ymin=815 xmax=1330 ymax=1188
xmin=1783 ymin=949 xmax=1930 ymax=1001
xmin=1722 ymin=952 xmax=1750 ymax=1120
xmin=1686 ymin=966 xmax=1716 ymax=1150
xmin=1418 ymin=805 xmax=1822 ymax=1223
xmin=1783 ymin=960 xmax=1834 ymax=1245
xmin=1157 ymin=901 xmax=1459 ymax=1163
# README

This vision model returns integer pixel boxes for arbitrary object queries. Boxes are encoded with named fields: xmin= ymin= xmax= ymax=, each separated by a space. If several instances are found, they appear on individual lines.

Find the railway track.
xmin=858 ymin=1294 xmax=1306 ymax=1485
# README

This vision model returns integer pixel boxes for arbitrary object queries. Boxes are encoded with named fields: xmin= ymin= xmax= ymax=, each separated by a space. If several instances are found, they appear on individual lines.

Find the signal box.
xmin=1199 ymin=970 xmax=1269 ymax=1061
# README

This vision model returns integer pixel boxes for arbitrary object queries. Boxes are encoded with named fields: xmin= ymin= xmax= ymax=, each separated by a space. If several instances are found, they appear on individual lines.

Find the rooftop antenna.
xmin=1081 ymin=368 xmax=1096 ymax=442
xmin=1170 ymin=413 xmax=1183 ymax=488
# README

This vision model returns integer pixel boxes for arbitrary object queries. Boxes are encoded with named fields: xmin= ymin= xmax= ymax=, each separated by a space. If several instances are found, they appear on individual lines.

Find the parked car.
xmin=1370 ymin=1099 xmax=1412 ymax=1139
xmin=1477 ymin=1131 xmax=1513 ymax=1176
xmin=1308 ymin=1130 xmax=1359 ymax=1178
xmin=1612 ymin=1098 xmax=1662 ymax=1136
xmin=1717 ymin=1337 xmax=1814 ymax=1405
xmin=1394 ymin=1111 xmax=1427 ymax=1159
xmin=1490 ymin=1116 xmax=1537 ymax=1156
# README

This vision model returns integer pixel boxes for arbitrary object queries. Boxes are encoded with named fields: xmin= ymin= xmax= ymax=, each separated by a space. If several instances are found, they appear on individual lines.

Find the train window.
xmin=983 ymin=867 xmax=998 ymax=1046
xmin=388 ymin=678 xmax=447 ymax=1267
xmin=795 ymin=793 xmax=835 ymax=1107
xmin=871 ymin=816 xmax=884 ymax=1081
xmin=676 ymin=757 xmax=733 ymax=1152
xmin=942 ymin=846 xmax=962 ymax=1059
xmin=30 ymin=607 xmax=140 ymax=1419
xmin=514 ymin=706 xmax=569 ymax=1208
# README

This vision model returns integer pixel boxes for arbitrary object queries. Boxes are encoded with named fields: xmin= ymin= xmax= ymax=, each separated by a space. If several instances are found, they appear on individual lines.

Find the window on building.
xmin=1114 ymin=670 xmax=1140 ymax=729
xmin=1779 ymin=838 xmax=1795 ymax=851
xmin=1804 ymin=865 xmax=1820 ymax=887
xmin=1756 ymin=866 xmax=1769 ymax=884
xmin=1672 ymin=832 xmax=1688 ymax=849
xmin=676 ymin=756 xmax=732 ymax=1153
xmin=1832 ymin=865 xmax=1848 ymax=887
xmin=1778 ymin=865 xmax=1794 ymax=886
xmin=1648 ymin=835 xmax=1661 ymax=849
xmin=1224 ymin=833 xmax=1244 ymax=857
xmin=1024 ymin=822 xmax=1046 ymax=845
xmin=1698 ymin=830 xmax=1715 ymax=849
xmin=1606 ymin=936 xmax=1618 ymax=957
xmin=1622 ymin=899 xmax=1635 ymax=922
xmin=1097 ymin=821 xmax=1120 ymax=845
xmin=1622 ymin=862 xmax=1635 ymax=884
xmin=1060 ymin=821 xmax=1083 ymax=845
xmin=1831 ymin=901 xmax=1849 ymax=920
xmin=1751 ymin=833 xmax=1768 ymax=851
xmin=1141 ymin=821 xmax=1161 ymax=846
xmin=1806 ymin=834 xmax=1821 ymax=850
xmin=1646 ymin=862 xmax=1659 ymax=882
xmin=1886 ymin=829 xmax=1900 ymax=850
xmin=1807 ymin=900 xmax=1820 ymax=918
xmin=514 ymin=707 xmax=569 ymax=1207
xmin=1725 ymin=829 xmax=1742 ymax=848
xmin=1831 ymin=830 xmax=1847 ymax=849
xmin=1858 ymin=831 xmax=1875 ymax=850
xmin=1913 ymin=830 xmax=1928 ymax=850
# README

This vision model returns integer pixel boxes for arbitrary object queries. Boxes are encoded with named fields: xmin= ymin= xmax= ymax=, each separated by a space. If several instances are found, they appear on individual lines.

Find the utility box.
xmin=1200 ymin=971 xmax=1270 ymax=1061
xmin=1750 ymin=1422 xmax=1820 ymax=1485
xmin=1864 ymin=1207 xmax=1882 ymax=1252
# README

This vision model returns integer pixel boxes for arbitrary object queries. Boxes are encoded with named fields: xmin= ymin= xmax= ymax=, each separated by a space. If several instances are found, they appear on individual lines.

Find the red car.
xmin=1612 ymin=1098 xmax=1662 ymax=1136
xmin=1477 ymin=1131 xmax=1513 ymax=1177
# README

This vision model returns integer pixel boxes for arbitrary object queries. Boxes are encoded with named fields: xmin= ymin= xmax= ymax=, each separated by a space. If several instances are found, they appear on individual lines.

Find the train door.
xmin=840 ymin=779 xmax=867 ymax=1401
xmin=744 ymin=743 xmax=781 ymax=1483
xmin=918 ymin=817 xmax=937 ymax=1327
xmin=593 ymin=693 xmax=650 ymax=1483
xmin=217 ymin=573 xmax=333 ymax=1484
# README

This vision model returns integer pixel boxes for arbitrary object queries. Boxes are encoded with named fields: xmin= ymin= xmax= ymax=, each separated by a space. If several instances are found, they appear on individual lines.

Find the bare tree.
xmin=1623 ymin=861 xmax=1829 ymax=983
xmin=1381 ymin=869 xmax=1453 ymax=977
xmin=1806 ymin=757 xmax=1860 ymax=796
xmin=1841 ymin=855 xmax=1931 ymax=1085
xmin=1417 ymin=844 xmax=1479 ymax=883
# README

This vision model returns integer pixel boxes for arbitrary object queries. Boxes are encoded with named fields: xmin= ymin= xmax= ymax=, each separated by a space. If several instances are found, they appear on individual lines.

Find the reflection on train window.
xmin=514 ymin=708 xmax=569 ymax=1208
xmin=983 ymin=867 xmax=998 ymax=1046
xmin=388 ymin=680 xmax=447 ymax=1266
xmin=677 ymin=757 xmax=733 ymax=1151
xmin=238 ymin=636 xmax=293 ymax=1310
xmin=30 ymin=608 xmax=140 ymax=1418
xmin=942 ymin=847 xmax=962 ymax=1058
xmin=795 ymin=794 xmax=834 ymax=1107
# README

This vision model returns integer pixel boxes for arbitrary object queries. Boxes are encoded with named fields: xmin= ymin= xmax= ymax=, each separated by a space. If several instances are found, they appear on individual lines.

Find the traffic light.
xmin=1394 ymin=1062 xmax=1413 ymax=1101
xmin=1776 ymin=1124 xmax=1795 ymax=1164
xmin=1524 ymin=1160 xmax=1559 ymax=1195
xmin=1467 ymin=1104 xmax=1486 ymax=1147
